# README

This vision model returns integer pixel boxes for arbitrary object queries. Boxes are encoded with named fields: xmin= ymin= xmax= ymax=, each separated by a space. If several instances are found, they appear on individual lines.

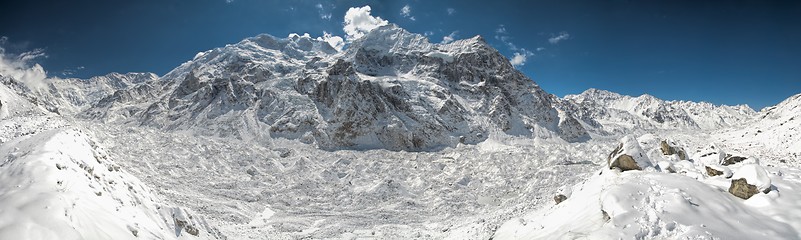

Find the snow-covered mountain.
xmin=561 ymin=88 xmax=756 ymax=134
xmin=3 ymin=24 xmax=801 ymax=240
xmin=0 ymin=72 xmax=158 ymax=116
xmin=716 ymin=93 xmax=801 ymax=162
xmin=48 ymin=72 xmax=159 ymax=112
xmin=84 ymin=24 xmax=588 ymax=150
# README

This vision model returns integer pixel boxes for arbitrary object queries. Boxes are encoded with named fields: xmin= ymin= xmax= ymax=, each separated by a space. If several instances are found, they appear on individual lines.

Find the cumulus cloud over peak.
xmin=317 ymin=31 xmax=345 ymax=52
xmin=0 ymin=37 xmax=49 ymax=91
xmin=441 ymin=31 xmax=458 ymax=44
xmin=343 ymin=5 xmax=389 ymax=41
xmin=510 ymin=52 xmax=528 ymax=67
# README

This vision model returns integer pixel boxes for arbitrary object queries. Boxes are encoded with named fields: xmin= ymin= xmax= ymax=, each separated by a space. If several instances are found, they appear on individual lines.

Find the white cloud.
xmin=343 ymin=5 xmax=389 ymax=41
xmin=494 ymin=24 xmax=519 ymax=51
xmin=447 ymin=8 xmax=455 ymax=15
xmin=441 ymin=31 xmax=458 ymax=44
xmin=495 ymin=25 xmax=507 ymax=34
xmin=316 ymin=3 xmax=332 ymax=20
xmin=317 ymin=31 xmax=345 ymax=52
xmin=424 ymin=31 xmax=434 ymax=37
xmin=400 ymin=5 xmax=415 ymax=21
xmin=0 ymin=37 xmax=49 ymax=91
xmin=510 ymin=52 xmax=527 ymax=67
xmin=60 ymin=66 xmax=85 ymax=77
xmin=225 ymin=0 xmax=234 ymax=3
xmin=549 ymin=32 xmax=570 ymax=44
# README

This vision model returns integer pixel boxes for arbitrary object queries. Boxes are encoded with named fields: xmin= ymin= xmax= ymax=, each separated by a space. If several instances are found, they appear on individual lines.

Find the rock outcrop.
xmin=728 ymin=164 xmax=772 ymax=199
xmin=554 ymin=194 xmax=567 ymax=204
xmin=729 ymin=178 xmax=761 ymax=199
xmin=608 ymin=136 xmax=652 ymax=171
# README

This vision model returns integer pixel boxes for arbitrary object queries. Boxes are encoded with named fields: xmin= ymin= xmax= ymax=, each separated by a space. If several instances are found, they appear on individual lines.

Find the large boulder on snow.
xmin=659 ymin=140 xmax=687 ymax=160
xmin=554 ymin=194 xmax=567 ymax=204
xmin=660 ymin=140 xmax=675 ymax=155
xmin=728 ymin=164 xmax=771 ymax=199
xmin=608 ymin=136 xmax=652 ymax=171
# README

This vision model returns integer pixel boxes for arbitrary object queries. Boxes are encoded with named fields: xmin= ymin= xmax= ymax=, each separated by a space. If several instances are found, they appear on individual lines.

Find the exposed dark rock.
xmin=602 ymin=210 xmax=611 ymax=222
xmin=659 ymin=140 xmax=687 ymax=160
xmin=723 ymin=155 xmax=748 ymax=166
xmin=676 ymin=149 xmax=687 ymax=160
xmin=554 ymin=194 xmax=567 ymax=204
xmin=705 ymin=166 xmax=723 ymax=177
xmin=607 ymin=143 xmax=642 ymax=171
xmin=612 ymin=154 xmax=642 ymax=171
xmin=728 ymin=178 xmax=763 ymax=199
xmin=660 ymin=140 xmax=675 ymax=155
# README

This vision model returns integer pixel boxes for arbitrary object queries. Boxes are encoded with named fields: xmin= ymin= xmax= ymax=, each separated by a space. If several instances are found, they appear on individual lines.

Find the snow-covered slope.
xmin=83 ymin=24 xmax=588 ymax=150
xmin=0 ymin=75 xmax=50 ymax=119
xmin=0 ymin=126 xmax=223 ymax=239
xmin=494 ymin=134 xmax=801 ymax=239
xmin=562 ymin=88 xmax=756 ymax=134
xmin=716 ymin=93 xmax=801 ymax=164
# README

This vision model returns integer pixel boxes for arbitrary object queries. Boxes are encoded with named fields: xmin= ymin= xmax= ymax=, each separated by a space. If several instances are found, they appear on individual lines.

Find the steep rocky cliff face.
xmin=84 ymin=25 xmax=588 ymax=150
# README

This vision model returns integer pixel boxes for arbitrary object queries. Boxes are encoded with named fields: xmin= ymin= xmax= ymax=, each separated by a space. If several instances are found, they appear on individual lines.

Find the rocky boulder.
xmin=729 ymin=178 xmax=762 ymax=199
xmin=705 ymin=165 xmax=732 ymax=178
xmin=728 ymin=164 xmax=771 ymax=199
xmin=554 ymin=194 xmax=567 ymax=204
xmin=660 ymin=140 xmax=675 ymax=155
xmin=723 ymin=154 xmax=748 ymax=166
xmin=659 ymin=140 xmax=687 ymax=160
xmin=608 ymin=136 xmax=652 ymax=171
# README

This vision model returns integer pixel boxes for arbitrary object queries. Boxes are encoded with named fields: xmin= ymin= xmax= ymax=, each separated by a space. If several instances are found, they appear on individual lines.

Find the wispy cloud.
xmin=60 ymin=66 xmax=85 ymax=77
xmin=494 ymin=25 xmax=535 ymax=68
xmin=441 ymin=31 xmax=458 ymax=44
xmin=343 ymin=5 xmax=389 ymax=41
xmin=495 ymin=25 xmax=507 ymax=34
xmin=447 ymin=8 xmax=455 ymax=16
xmin=400 ymin=5 xmax=415 ymax=21
xmin=316 ymin=3 xmax=332 ymax=20
xmin=548 ymin=32 xmax=570 ymax=44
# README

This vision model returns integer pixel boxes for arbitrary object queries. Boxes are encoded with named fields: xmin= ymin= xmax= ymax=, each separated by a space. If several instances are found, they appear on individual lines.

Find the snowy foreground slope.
xmin=2 ymin=24 xmax=801 ymax=239
xmin=1 ymin=84 xmax=222 ymax=239
xmin=494 ymin=134 xmax=801 ymax=239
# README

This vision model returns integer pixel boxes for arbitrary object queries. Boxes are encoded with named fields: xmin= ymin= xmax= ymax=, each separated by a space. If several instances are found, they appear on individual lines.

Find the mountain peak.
xmin=346 ymin=24 xmax=432 ymax=55
xmin=566 ymin=88 xmax=624 ymax=102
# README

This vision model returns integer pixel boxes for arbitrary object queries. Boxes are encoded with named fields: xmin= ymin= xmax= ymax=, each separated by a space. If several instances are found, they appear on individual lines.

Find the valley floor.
xmin=3 ymin=114 xmax=801 ymax=239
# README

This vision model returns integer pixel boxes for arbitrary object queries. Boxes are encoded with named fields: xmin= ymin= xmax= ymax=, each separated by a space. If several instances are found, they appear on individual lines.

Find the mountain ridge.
xmin=80 ymin=24 xmax=589 ymax=150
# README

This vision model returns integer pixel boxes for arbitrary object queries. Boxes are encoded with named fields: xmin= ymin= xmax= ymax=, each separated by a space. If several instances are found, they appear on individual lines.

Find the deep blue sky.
xmin=1 ymin=0 xmax=799 ymax=109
